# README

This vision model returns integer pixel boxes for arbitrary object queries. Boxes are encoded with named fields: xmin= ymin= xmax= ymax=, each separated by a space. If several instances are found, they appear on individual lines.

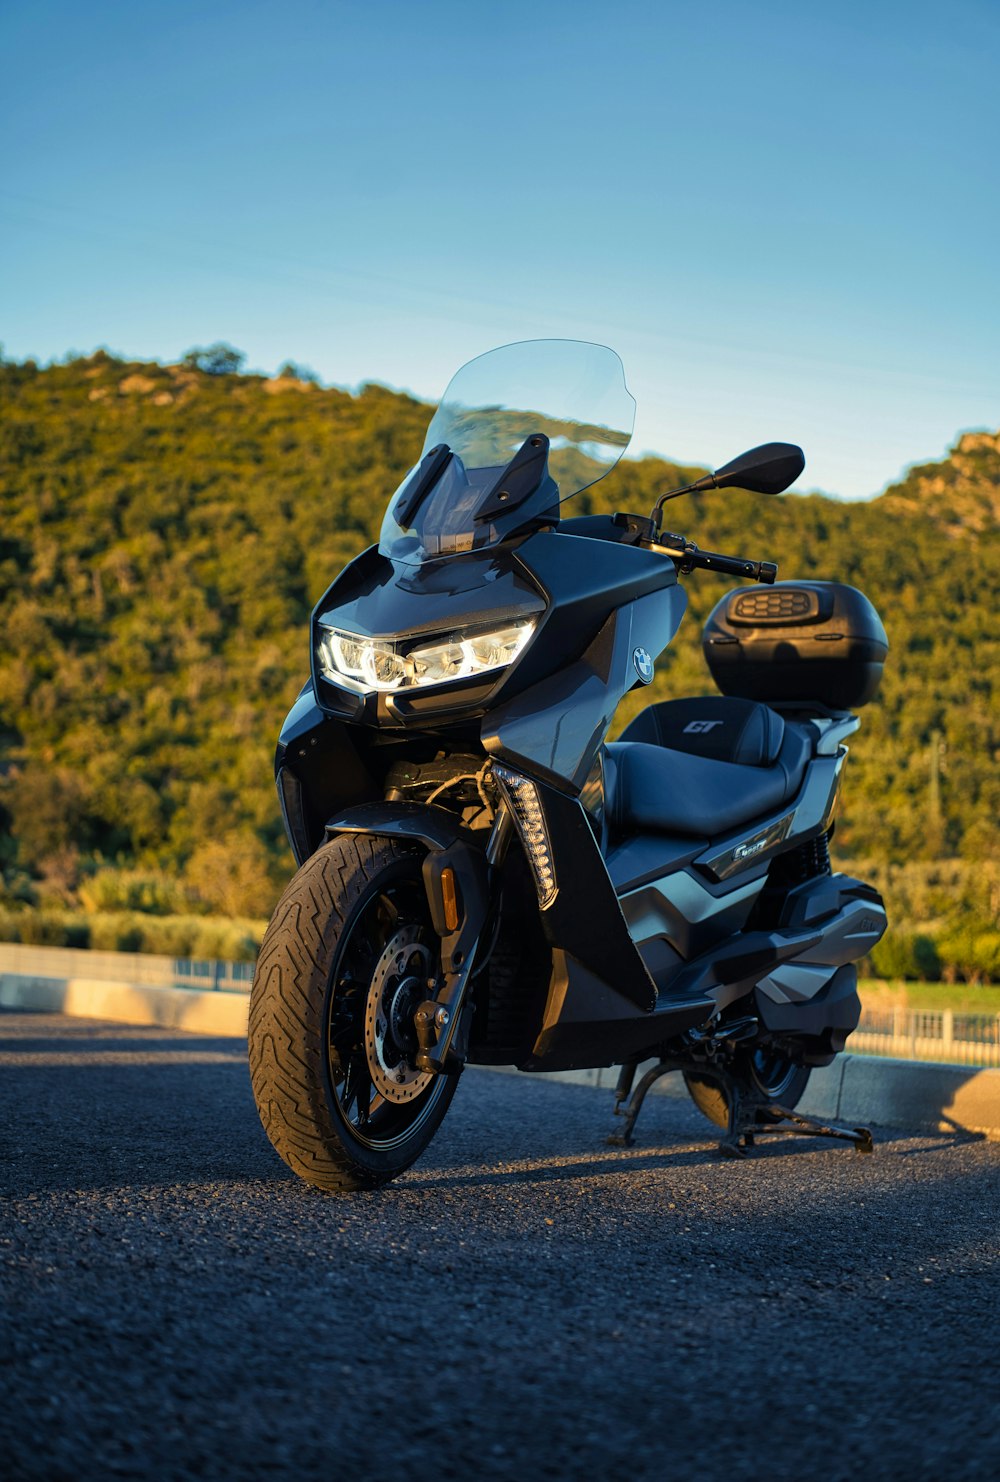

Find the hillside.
xmin=880 ymin=430 xmax=1000 ymax=537
xmin=1 ymin=350 xmax=998 ymax=973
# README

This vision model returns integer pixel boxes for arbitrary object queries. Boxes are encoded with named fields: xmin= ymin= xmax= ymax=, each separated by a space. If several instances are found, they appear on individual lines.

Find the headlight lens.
xmin=317 ymin=618 xmax=536 ymax=693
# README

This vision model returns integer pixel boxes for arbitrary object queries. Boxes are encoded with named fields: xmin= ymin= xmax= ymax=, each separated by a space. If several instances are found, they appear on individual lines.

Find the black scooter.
xmin=248 ymin=340 xmax=888 ymax=1192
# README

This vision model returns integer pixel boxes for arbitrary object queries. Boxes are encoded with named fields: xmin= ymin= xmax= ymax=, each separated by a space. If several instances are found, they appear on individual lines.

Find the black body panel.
xmin=530 ymin=779 xmax=657 ymax=1012
xmin=483 ymin=531 xmax=685 ymax=792
xmin=755 ymin=963 xmax=862 ymax=1058
xmin=274 ymin=685 xmax=380 ymax=863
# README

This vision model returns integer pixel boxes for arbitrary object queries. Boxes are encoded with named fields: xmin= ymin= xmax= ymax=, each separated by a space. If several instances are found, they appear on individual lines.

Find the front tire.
xmin=248 ymin=834 xmax=459 ymax=1192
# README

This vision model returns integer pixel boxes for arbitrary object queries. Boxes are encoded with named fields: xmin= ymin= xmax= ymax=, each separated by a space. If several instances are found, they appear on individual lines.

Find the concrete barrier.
xmin=2 ymin=969 xmax=997 ymax=1140
xmin=480 ymin=1054 xmax=1000 ymax=1141
xmin=0 ymin=973 xmax=249 ymax=1036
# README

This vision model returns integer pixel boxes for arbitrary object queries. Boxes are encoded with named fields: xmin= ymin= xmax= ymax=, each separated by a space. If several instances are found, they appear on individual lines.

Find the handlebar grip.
xmin=655 ymin=533 xmax=778 ymax=583
xmin=693 ymin=549 xmax=778 ymax=584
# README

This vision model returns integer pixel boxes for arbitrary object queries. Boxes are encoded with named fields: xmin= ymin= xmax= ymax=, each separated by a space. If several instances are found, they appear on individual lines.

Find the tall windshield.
xmin=379 ymin=340 xmax=635 ymax=564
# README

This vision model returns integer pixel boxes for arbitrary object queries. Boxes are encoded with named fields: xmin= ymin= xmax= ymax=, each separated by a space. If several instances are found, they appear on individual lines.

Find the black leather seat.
xmin=607 ymin=697 xmax=812 ymax=839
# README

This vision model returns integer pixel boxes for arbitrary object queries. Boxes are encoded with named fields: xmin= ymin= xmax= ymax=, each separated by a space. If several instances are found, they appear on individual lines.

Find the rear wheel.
xmin=684 ymin=1045 xmax=811 ymax=1130
xmin=248 ymin=835 xmax=458 ymax=1192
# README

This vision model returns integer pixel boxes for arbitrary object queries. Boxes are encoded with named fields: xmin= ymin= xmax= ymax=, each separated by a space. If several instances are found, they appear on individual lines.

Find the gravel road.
xmin=2 ymin=1009 xmax=998 ymax=1481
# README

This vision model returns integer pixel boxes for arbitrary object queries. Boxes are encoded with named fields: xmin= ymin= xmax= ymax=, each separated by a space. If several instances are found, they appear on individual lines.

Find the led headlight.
xmin=316 ymin=618 xmax=535 ymax=694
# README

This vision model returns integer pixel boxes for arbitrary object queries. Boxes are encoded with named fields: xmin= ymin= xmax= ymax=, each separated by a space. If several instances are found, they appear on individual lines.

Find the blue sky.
xmin=2 ymin=0 xmax=998 ymax=498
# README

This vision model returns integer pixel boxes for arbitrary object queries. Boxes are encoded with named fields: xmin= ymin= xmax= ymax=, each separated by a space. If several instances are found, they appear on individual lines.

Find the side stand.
xmin=606 ymin=1058 xmax=681 ymax=1147
xmin=606 ymin=1058 xmax=874 ymax=1158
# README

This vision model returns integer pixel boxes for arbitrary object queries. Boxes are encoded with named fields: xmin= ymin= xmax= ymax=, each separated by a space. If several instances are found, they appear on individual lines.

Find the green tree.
xmin=182 ymin=343 xmax=247 ymax=376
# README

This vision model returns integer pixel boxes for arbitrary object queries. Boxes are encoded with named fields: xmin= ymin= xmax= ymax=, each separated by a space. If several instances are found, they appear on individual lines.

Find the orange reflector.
xmin=440 ymin=867 xmax=460 ymax=932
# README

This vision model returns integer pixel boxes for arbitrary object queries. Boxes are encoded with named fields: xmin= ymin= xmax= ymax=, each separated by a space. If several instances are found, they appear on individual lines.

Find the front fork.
xmin=413 ymin=804 xmax=514 ymax=1073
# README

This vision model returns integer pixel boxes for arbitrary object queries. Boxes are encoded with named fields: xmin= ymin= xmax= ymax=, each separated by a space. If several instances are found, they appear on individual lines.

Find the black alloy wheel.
xmin=325 ymin=871 xmax=451 ymax=1154
xmin=248 ymin=835 xmax=459 ymax=1192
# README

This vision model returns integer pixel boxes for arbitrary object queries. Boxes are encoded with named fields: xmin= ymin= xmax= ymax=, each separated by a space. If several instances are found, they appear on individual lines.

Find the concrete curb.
xmin=0 ymin=974 xmax=249 ymax=1037
xmin=2 ymin=974 xmax=997 ymax=1140
xmin=479 ymin=1056 xmax=1000 ymax=1142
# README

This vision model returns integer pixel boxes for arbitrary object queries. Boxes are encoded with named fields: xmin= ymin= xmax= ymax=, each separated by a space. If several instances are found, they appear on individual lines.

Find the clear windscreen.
xmin=380 ymin=340 xmax=635 ymax=564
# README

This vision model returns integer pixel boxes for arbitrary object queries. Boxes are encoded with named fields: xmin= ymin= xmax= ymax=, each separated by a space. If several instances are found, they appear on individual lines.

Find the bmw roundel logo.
xmin=633 ymin=647 xmax=654 ymax=684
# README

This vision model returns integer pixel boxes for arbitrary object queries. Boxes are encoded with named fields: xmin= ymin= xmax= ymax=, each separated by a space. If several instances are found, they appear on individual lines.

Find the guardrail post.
xmin=941 ymin=1010 xmax=954 ymax=1053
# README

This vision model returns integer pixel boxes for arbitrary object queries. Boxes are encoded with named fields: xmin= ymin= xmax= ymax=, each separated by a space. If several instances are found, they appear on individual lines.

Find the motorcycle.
xmin=248 ymin=339 xmax=889 ymax=1192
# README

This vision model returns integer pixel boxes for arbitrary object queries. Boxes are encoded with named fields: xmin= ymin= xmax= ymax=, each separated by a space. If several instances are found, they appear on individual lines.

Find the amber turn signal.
xmin=440 ymin=867 xmax=460 ymax=932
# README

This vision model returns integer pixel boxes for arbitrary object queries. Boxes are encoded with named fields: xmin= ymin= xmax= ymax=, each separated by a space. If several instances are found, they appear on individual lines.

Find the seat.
xmin=607 ymin=697 xmax=812 ymax=839
xmin=619 ymin=695 xmax=785 ymax=766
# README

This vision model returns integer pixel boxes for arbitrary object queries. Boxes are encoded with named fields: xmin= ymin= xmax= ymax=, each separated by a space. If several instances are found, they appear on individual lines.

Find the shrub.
xmin=181 ymin=343 xmax=246 ymax=376
xmin=182 ymin=917 xmax=263 ymax=962
xmin=277 ymin=360 xmax=319 ymax=383
xmin=936 ymin=925 xmax=1000 ymax=984
xmin=0 ymin=871 xmax=37 ymax=909
xmin=134 ymin=915 xmax=202 ymax=957
xmin=79 ymin=868 xmax=202 ymax=917
xmin=0 ymin=907 xmax=263 ymax=959
xmin=869 ymin=930 xmax=941 ymax=981
xmin=0 ymin=907 xmax=22 ymax=942
xmin=88 ymin=914 xmax=144 ymax=952
xmin=2 ymin=910 xmax=91 ymax=948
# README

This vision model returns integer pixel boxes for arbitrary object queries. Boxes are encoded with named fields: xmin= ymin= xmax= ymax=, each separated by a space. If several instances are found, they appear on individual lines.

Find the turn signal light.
xmin=440 ymin=867 xmax=460 ymax=932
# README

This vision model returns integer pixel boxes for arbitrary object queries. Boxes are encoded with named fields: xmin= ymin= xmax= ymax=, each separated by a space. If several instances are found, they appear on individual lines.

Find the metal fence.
xmin=0 ymin=943 xmax=255 ymax=995
xmin=2 ymin=943 xmax=998 ymax=1064
xmin=852 ymin=1007 xmax=1000 ymax=1068
xmin=172 ymin=958 xmax=256 ymax=992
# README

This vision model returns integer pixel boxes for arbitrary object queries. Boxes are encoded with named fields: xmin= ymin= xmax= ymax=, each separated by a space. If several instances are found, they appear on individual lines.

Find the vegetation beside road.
xmin=859 ymin=978 xmax=1000 ymax=1015
xmin=1 ymin=348 xmax=997 ymax=979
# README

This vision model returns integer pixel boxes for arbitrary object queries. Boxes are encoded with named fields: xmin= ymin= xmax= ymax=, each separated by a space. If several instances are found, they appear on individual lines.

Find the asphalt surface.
xmin=2 ymin=1010 xmax=999 ymax=1482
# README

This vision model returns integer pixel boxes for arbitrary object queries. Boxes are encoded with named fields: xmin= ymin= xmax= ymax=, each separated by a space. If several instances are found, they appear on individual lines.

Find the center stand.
xmin=606 ymin=1058 xmax=873 ymax=1158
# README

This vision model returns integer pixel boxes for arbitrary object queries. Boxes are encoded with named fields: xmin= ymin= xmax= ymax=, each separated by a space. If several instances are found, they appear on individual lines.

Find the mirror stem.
xmin=651 ymin=473 xmax=717 ymax=530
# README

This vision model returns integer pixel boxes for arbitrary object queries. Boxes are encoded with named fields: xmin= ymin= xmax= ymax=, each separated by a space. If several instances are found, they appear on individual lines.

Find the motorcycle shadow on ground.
xmin=0 ymin=1012 xmax=987 ymax=1200
xmin=400 ymin=1072 xmax=987 ymax=1195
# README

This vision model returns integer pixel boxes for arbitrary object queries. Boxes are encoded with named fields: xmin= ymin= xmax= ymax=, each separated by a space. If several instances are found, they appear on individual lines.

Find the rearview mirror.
xmin=652 ymin=440 xmax=806 ymax=527
xmin=712 ymin=443 xmax=805 ymax=495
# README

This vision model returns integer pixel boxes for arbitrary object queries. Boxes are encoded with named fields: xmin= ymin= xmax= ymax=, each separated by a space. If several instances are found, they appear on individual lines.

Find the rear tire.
xmin=248 ymin=834 xmax=459 ymax=1192
xmin=684 ymin=1046 xmax=811 ymax=1131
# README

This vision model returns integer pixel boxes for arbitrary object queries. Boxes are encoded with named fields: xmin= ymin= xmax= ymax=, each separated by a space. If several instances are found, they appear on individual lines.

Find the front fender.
xmin=324 ymin=800 xmax=475 ymax=853
xmin=325 ymin=800 xmax=490 ymax=961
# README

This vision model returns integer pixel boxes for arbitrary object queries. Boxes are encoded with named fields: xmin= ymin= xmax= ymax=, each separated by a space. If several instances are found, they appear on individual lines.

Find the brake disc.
xmin=363 ymin=926 xmax=436 ymax=1104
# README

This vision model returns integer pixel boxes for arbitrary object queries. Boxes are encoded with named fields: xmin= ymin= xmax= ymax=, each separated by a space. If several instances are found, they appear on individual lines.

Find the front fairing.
xmin=310 ymin=526 xmax=686 ymax=788
xmin=311 ymin=541 xmax=547 ymax=729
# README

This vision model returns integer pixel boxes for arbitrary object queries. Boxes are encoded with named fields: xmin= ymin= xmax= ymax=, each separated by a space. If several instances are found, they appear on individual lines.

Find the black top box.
xmin=702 ymin=581 xmax=888 ymax=712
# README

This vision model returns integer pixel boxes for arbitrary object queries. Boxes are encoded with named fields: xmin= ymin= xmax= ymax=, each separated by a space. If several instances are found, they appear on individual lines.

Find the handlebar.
xmin=654 ymin=531 xmax=777 ymax=585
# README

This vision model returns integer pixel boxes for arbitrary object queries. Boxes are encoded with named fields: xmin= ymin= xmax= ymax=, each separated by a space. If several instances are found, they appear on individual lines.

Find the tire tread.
xmin=248 ymin=834 xmax=452 ymax=1193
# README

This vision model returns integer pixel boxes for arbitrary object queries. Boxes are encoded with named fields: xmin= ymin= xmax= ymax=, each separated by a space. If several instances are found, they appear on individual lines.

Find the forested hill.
xmin=1 ymin=351 xmax=998 ymax=963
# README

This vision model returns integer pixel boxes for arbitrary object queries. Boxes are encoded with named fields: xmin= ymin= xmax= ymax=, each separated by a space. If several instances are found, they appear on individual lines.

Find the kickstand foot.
xmin=607 ymin=1060 xmax=679 ymax=1147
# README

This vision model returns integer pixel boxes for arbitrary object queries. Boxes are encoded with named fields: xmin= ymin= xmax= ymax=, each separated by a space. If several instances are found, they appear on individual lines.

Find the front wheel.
xmin=248 ymin=834 xmax=459 ymax=1192
xmin=684 ymin=1044 xmax=811 ymax=1131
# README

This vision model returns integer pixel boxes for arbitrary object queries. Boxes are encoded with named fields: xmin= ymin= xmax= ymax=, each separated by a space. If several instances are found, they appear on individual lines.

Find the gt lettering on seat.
xmin=683 ymin=720 xmax=724 ymax=734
